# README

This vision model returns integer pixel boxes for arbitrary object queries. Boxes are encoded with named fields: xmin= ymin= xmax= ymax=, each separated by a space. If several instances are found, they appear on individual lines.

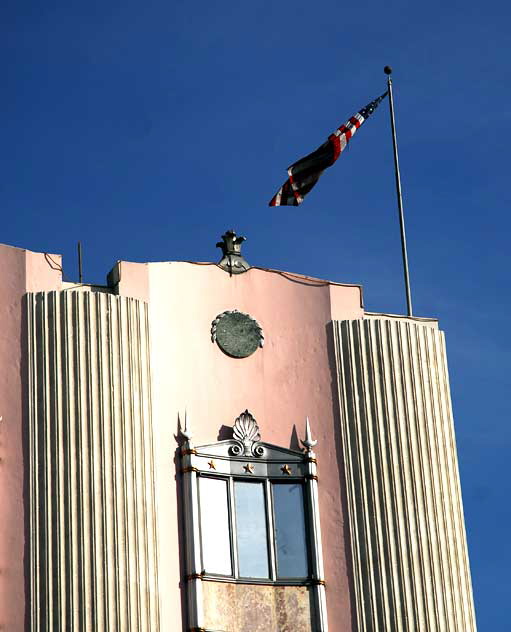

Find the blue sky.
xmin=2 ymin=1 xmax=510 ymax=627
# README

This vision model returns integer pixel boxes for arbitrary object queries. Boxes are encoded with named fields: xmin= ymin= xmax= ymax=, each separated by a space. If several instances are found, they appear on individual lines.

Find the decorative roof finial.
xmin=230 ymin=410 xmax=265 ymax=457
xmin=216 ymin=229 xmax=250 ymax=275
xmin=301 ymin=417 xmax=318 ymax=452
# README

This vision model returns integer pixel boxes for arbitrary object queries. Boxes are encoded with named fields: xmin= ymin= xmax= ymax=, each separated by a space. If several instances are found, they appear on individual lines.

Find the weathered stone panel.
xmin=202 ymin=581 xmax=315 ymax=631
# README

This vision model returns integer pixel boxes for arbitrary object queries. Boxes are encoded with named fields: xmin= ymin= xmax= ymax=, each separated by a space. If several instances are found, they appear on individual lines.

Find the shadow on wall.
xmin=289 ymin=425 xmax=301 ymax=452
xmin=217 ymin=425 xmax=233 ymax=441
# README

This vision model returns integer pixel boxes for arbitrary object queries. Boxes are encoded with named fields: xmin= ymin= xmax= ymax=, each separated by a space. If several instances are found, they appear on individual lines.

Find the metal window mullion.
xmin=229 ymin=477 xmax=239 ymax=579
xmin=266 ymin=479 xmax=277 ymax=581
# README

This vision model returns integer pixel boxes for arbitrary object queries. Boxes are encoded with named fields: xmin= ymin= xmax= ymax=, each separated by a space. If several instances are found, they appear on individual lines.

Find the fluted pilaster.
xmin=333 ymin=318 xmax=476 ymax=632
xmin=27 ymin=291 xmax=160 ymax=631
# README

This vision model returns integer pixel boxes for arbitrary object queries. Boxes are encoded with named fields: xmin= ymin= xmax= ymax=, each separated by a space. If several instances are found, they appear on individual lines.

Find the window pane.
xmin=273 ymin=483 xmax=308 ymax=577
xmin=199 ymin=477 xmax=232 ymax=575
xmin=234 ymin=481 xmax=269 ymax=578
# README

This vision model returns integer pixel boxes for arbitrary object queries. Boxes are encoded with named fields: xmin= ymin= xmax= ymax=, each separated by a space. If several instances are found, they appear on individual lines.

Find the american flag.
xmin=269 ymin=91 xmax=388 ymax=206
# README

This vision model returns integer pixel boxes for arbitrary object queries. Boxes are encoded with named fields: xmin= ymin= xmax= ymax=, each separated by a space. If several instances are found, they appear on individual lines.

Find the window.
xmin=273 ymin=482 xmax=308 ymax=578
xmin=198 ymin=475 xmax=309 ymax=581
xmin=181 ymin=410 xmax=328 ymax=630
xmin=198 ymin=477 xmax=232 ymax=576
xmin=234 ymin=480 xmax=270 ymax=578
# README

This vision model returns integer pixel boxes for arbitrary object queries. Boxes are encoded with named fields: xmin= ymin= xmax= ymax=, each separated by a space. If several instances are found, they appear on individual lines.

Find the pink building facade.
xmin=0 ymin=235 xmax=477 ymax=631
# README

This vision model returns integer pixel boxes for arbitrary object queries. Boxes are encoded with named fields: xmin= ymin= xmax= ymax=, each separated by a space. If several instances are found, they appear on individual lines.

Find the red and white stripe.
xmin=331 ymin=114 xmax=365 ymax=160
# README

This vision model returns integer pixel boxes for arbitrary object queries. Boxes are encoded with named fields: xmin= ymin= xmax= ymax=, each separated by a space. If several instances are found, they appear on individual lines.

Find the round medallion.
xmin=211 ymin=310 xmax=264 ymax=358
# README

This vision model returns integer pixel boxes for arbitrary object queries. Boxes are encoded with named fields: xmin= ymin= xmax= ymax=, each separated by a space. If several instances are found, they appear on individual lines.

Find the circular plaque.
xmin=211 ymin=310 xmax=264 ymax=358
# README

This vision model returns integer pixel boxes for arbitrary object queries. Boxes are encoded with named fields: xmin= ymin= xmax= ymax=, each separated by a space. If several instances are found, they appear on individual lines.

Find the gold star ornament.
xmin=243 ymin=463 xmax=254 ymax=474
xmin=281 ymin=464 xmax=292 ymax=475
xmin=207 ymin=460 xmax=216 ymax=470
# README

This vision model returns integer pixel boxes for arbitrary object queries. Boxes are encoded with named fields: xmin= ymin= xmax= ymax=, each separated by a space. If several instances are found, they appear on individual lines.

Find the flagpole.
xmin=384 ymin=66 xmax=413 ymax=317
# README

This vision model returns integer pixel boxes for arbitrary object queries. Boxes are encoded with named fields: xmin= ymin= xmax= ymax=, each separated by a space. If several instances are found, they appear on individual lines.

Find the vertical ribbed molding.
xmin=333 ymin=318 xmax=477 ymax=632
xmin=27 ymin=291 xmax=160 ymax=632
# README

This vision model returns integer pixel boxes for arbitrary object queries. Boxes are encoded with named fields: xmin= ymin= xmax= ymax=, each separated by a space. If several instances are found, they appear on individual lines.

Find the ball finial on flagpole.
xmin=384 ymin=65 xmax=393 ymax=75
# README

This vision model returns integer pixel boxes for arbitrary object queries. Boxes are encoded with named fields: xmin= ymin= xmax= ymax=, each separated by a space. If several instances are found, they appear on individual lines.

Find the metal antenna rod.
xmin=384 ymin=66 xmax=413 ymax=317
xmin=78 ymin=241 xmax=83 ymax=284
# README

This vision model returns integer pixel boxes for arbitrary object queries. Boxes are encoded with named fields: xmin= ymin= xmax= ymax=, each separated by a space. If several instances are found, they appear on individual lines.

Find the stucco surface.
xmin=202 ymin=581 xmax=314 ymax=632
xmin=0 ymin=244 xmax=61 ymax=631
xmin=117 ymin=261 xmax=363 ymax=632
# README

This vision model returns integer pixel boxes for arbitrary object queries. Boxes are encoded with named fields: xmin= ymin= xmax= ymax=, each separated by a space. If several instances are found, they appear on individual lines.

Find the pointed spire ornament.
xmin=301 ymin=417 xmax=318 ymax=452
xmin=181 ymin=411 xmax=193 ymax=442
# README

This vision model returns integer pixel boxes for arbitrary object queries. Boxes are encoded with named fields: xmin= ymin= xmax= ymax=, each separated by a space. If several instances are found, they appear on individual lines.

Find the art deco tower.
xmin=0 ymin=232 xmax=477 ymax=631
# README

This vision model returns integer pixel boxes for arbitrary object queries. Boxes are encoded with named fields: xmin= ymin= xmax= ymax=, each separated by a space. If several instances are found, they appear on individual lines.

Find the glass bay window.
xmin=181 ymin=410 xmax=328 ymax=631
